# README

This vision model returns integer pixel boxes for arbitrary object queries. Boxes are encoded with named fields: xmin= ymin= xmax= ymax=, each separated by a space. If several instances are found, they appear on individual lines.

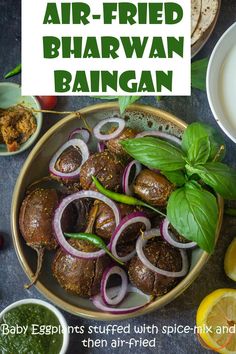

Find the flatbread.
xmin=191 ymin=0 xmax=201 ymax=36
xmin=191 ymin=0 xmax=219 ymax=46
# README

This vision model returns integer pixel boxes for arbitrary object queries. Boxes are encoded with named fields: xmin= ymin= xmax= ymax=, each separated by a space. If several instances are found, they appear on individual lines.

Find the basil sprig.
xmin=186 ymin=162 xmax=236 ymax=200
xmin=161 ymin=170 xmax=186 ymax=187
xmin=121 ymin=137 xmax=186 ymax=171
xmin=167 ymin=182 xmax=218 ymax=253
xmin=187 ymin=136 xmax=210 ymax=165
xmin=182 ymin=122 xmax=225 ymax=162
xmin=121 ymin=122 xmax=235 ymax=253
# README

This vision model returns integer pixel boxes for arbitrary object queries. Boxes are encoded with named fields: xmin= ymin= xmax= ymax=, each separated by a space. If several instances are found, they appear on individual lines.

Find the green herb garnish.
xmin=4 ymin=63 xmax=22 ymax=79
xmin=191 ymin=57 xmax=209 ymax=91
xmin=92 ymin=175 xmax=166 ymax=217
xmin=120 ymin=122 xmax=234 ymax=254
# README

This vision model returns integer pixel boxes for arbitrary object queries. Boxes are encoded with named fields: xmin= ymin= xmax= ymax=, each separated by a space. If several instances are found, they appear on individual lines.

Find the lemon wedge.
xmin=196 ymin=289 xmax=236 ymax=354
xmin=224 ymin=239 xmax=236 ymax=282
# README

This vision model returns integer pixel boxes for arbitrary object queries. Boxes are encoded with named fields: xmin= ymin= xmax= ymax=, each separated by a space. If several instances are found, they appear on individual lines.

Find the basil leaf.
xmin=161 ymin=170 xmax=186 ymax=186
xmin=187 ymin=162 xmax=236 ymax=199
xmin=118 ymin=96 xmax=140 ymax=114
xmin=191 ymin=57 xmax=208 ymax=91
xmin=121 ymin=137 xmax=186 ymax=171
xmin=182 ymin=122 xmax=225 ymax=161
xmin=167 ymin=182 xmax=218 ymax=253
xmin=94 ymin=96 xmax=140 ymax=113
xmin=188 ymin=136 xmax=210 ymax=165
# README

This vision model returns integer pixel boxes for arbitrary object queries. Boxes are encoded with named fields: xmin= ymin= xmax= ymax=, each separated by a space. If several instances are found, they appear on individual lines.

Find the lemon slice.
xmin=224 ymin=239 xmax=236 ymax=281
xmin=196 ymin=289 xmax=236 ymax=354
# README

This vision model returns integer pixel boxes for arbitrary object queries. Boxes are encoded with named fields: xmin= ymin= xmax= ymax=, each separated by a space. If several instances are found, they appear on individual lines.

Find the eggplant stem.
xmin=85 ymin=204 xmax=99 ymax=233
xmin=24 ymin=247 xmax=45 ymax=289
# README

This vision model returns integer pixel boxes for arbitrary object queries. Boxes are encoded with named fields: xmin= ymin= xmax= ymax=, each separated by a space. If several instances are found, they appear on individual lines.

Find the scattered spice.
xmin=0 ymin=104 xmax=37 ymax=152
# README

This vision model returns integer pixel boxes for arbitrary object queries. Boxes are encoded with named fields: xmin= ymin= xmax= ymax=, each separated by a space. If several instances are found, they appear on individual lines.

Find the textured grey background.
xmin=0 ymin=1 xmax=236 ymax=353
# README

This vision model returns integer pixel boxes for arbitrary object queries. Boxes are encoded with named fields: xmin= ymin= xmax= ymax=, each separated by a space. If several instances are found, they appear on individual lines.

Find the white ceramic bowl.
xmin=0 ymin=299 xmax=69 ymax=354
xmin=207 ymin=22 xmax=236 ymax=143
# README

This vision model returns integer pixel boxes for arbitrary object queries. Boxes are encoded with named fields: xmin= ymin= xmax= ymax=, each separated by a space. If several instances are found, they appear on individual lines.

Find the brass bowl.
xmin=11 ymin=103 xmax=224 ymax=320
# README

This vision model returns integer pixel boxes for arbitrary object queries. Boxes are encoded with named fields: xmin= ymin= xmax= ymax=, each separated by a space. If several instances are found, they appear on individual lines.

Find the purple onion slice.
xmin=110 ymin=212 xmax=151 ymax=263
xmin=92 ymin=285 xmax=152 ymax=314
xmin=49 ymin=139 xmax=89 ymax=180
xmin=93 ymin=118 xmax=125 ymax=141
xmin=136 ymin=130 xmax=181 ymax=146
xmin=160 ymin=218 xmax=197 ymax=249
xmin=68 ymin=128 xmax=90 ymax=144
xmin=101 ymin=265 xmax=128 ymax=306
xmin=122 ymin=160 xmax=142 ymax=196
xmin=136 ymin=229 xmax=189 ymax=277
xmin=53 ymin=190 xmax=120 ymax=259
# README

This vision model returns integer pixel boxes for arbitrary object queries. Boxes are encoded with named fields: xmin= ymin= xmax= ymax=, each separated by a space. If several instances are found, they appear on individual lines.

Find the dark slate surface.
xmin=0 ymin=1 xmax=236 ymax=353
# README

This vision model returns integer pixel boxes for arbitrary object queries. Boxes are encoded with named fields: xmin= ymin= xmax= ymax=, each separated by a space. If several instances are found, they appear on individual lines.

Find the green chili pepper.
xmin=4 ymin=64 xmax=22 ymax=79
xmin=92 ymin=176 xmax=166 ymax=217
xmin=64 ymin=232 xmax=124 ymax=266
xmin=224 ymin=208 xmax=236 ymax=217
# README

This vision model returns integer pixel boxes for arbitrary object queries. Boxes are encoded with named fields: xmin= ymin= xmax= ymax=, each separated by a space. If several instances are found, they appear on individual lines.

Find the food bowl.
xmin=0 ymin=82 xmax=42 ymax=156
xmin=0 ymin=298 xmax=69 ymax=354
xmin=207 ymin=22 xmax=236 ymax=143
xmin=11 ymin=103 xmax=224 ymax=320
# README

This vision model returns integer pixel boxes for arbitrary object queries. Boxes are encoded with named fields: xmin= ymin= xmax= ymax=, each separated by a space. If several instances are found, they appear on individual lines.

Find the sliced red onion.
xmin=93 ymin=118 xmax=125 ymax=141
xmin=53 ymin=190 xmax=120 ymax=259
xmin=110 ymin=212 xmax=151 ymax=263
xmin=92 ymin=284 xmax=152 ymax=314
xmin=68 ymin=128 xmax=90 ymax=144
xmin=101 ymin=266 xmax=128 ymax=306
xmin=122 ymin=160 xmax=142 ymax=196
xmin=97 ymin=141 xmax=105 ymax=152
xmin=160 ymin=218 xmax=197 ymax=249
xmin=136 ymin=231 xmax=189 ymax=277
xmin=136 ymin=130 xmax=181 ymax=146
xmin=49 ymin=139 xmax=89 ymax=180
xmin=143 ymin=228 xmax=161 ymax=239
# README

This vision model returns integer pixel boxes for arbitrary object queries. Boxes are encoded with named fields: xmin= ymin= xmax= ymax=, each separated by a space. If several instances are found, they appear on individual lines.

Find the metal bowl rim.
xmin=11 ymin=102 xmax=224 ymax=321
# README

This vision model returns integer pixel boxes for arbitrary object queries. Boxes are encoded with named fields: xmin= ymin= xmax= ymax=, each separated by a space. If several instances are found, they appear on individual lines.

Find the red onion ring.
xmin=110 ymin=212 xmax=151 ymax=263
xmin=101 ymin=265 xmax=128 ymax=306
xmin=122 ymin=160 xmax=142 ymax=196
xmin=49 ymin=139 xmax=89 ymax=180
xmin=53 ymin=190 xmax=120 ymax=259
xmin=143 ymin=228 xmax=161 ymax=239
xmin=68 ymin=128 xmax=90 ymax=143
xmin=97 ymin=141 xmax=105 ymax=152
xmin=160 ymin=218 xmax=197 ymax=249
xmin=136 ymin=230 xmax=189 ymax=277
xmin=92 ymin=285 xmax=152 ymax=314
xmin=93 ymin=118 xmax=125 ymax=141
xmin=136 ymin=130 xmax=181 ymax=146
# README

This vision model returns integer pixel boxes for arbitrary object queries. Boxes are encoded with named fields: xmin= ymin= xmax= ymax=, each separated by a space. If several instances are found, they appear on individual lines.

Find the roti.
xmin=191 ymin=0 xmax=201 ymax=36
xmin=191 ymin=0 xmax=219 ymax=46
